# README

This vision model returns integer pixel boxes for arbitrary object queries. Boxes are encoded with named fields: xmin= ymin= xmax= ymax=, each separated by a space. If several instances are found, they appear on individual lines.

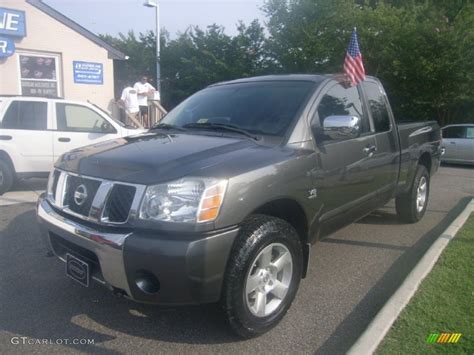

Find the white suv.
xmin=0 ymin=96 xmax=144 ymax=194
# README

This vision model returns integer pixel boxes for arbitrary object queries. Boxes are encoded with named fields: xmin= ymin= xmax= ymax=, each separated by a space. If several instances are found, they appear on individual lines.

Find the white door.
xmin=459 ymin=126 xmax=474 ymax=162
xmin=0 ymin=100 xmax=53 ymax=173
xmin=442 ymin=126 xmax=463 ymax=162
xmin=53 ymin=103 xmax=121 ymax=160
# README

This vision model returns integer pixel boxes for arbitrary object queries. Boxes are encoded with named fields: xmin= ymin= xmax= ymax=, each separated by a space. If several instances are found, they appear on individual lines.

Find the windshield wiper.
xmin=182 ymin=122 xmax=260 ymax=140
xmin=150 ymin=123 xmax=186 ymax=131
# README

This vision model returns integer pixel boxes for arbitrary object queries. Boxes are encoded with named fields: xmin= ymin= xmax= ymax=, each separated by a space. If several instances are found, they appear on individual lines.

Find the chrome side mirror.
xmin=322 ymin=115 xmax=361 ymax=140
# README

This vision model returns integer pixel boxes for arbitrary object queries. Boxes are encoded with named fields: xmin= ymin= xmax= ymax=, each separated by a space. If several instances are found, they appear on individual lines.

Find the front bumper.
xmin=37 ymin=195 xmax=239 ymax=305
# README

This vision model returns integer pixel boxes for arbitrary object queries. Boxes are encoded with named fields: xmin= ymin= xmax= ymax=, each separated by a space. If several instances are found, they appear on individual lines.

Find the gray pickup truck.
xmin=37 ymin=74 xmax=442 ymax=337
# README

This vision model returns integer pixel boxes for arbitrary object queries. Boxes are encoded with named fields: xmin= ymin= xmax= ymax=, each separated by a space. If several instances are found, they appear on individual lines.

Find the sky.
xmin=44 ymin=0 xmax=267 ymax=38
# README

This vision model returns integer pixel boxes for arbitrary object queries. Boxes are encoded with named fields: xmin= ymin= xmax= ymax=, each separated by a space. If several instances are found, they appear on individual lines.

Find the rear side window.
xmin=2 ymin=101 xmax=48 ymax=130
xmin=363 ymin=82 xmax=391 ymax=132
xmin=442 ymin=126 xmax=465 ymax=139
xmin=465 ymin=127 xmax=474 ymax=139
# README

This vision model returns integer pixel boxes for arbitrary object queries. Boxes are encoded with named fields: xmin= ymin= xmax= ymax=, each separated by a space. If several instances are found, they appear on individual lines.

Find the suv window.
xmin=363 ymin=82 xmax=391 ymax=132
xmin=465 ymin=127 xmax=474 ymax=139
xmin=56 ymin=103 xmax=116 ymax=133
xmin=315 ymin=83 xmax=370 ymax=140
xmin=442 ymin=126 xmax=465 ymax=139
xmin=2 ymin=101 xmax=48 ymax=130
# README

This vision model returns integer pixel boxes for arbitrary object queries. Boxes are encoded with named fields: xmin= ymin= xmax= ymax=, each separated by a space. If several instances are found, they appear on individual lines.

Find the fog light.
xmin=135 ymin=271 xmax=160 ymax=294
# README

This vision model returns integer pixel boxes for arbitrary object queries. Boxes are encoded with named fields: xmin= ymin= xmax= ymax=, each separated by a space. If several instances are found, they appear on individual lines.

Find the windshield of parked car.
xmin=160 ymin=81 xmax=316 ymax=136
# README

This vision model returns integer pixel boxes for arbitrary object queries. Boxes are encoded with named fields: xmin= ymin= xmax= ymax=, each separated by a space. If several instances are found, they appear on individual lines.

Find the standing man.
xmin=119 ymin=82 xmax=139 ymax=125
xmin=134 ymin=76 xmax=156 ymax=127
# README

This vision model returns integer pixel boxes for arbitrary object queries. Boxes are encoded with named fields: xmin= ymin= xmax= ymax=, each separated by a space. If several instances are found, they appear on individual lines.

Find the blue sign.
xmin=73 ymin=61 xmax=103 ymax=85
xmin=0 ymin=36 xmax=15 ymax=58
xmin=0 ymin=7 xmax=26 ymax=37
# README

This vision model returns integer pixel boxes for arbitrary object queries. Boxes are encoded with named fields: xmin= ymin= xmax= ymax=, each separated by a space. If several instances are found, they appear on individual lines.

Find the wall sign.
xmin=0 ymin=36 xmax=14 ymax=58
xmin=0 ymin=7 xmax=26 ymax=37
xmin=73 ymin=61 xmax=103 ymax=84
xmin=0 ymin=7 xmax=26 ymax=58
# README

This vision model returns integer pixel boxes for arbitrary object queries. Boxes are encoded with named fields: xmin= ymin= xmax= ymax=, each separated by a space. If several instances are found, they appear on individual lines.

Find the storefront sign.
xmin=0 ymin=7 xmax=26 ymax=37
xmin=20 ymin=54 xmax=59 ymax=97
xmin=73 ymin=61 xmax=103 ymax=84
xmin=0 ymin=36 xmax=14 ymax=58
xmin=21 ymin=80 xmax=58 ymax=97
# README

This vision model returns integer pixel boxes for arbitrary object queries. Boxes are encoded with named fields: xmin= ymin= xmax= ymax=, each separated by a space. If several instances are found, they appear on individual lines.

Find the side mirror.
xmin=322 ymin=115 xmax=361 ymax=140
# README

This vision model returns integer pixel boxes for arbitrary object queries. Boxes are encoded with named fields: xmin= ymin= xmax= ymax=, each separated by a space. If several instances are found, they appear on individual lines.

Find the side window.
xmin=465 ymin=127 xmax=474 ymax=139
xmin=442 ymin=126 xmax=465 ymax=139
xmin=2 ymin=101 xmax=48 ymax=130
xmin=56 ymin=103 xmax=116 ymax=133
xmin=315 ymin=83 xmax=370 ymax=141
xmin=363 ymin=82 xmax=391 ymax=132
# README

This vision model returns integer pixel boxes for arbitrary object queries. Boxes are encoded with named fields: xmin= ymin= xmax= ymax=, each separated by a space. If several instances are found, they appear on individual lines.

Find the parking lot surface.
xmin=1 ymin=165 xmax=473 ymax=354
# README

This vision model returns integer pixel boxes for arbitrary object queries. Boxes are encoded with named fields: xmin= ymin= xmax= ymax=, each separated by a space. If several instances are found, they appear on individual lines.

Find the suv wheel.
xmin=0 ymin=160 xmax=14 ymax=195
xmin=221 ymin=215 xmax=303 ymax=338
xmin=396 ymin=165 xmax=430 ymax=223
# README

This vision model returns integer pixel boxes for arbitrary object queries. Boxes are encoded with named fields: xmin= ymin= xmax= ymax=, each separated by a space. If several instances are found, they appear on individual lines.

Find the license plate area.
xmin=66 ymin=253 xmax=90 ymax=287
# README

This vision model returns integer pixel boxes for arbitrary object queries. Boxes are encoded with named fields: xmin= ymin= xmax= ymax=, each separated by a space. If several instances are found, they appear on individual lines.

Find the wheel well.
xmin=0 ymin=150 xmax=15 ymax=173
xmin=253 ymin=199 xmax=309 ymax=244
xmin=418 ymin=152 xmax=432 ymax=173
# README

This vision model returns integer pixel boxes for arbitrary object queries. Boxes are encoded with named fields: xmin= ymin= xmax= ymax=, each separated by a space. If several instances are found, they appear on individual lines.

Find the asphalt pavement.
xmin=0 ymin=165 xmax=473 ymax=354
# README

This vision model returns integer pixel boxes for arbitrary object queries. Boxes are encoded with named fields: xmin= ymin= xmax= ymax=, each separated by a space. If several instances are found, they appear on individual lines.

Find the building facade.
xmin=0 ymin=0 xmax=125 ymax=114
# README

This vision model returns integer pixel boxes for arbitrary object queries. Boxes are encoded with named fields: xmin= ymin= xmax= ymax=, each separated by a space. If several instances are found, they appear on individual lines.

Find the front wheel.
xmin=221 ymin=215 xmax=303 ymax=338
xmin=396 ymin=165 xmax=430 ymax=223
xmin=0 ymin=160 xmax=14 ymax=195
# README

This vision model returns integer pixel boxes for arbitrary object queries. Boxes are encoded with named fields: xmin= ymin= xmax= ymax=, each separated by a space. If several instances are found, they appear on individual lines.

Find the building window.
xmin=18 ymin=52 xmax=61 ymax=97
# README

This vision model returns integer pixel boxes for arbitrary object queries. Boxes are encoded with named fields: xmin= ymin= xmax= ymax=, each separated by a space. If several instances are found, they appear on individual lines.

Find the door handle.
xmin=450 ymin=142 xmax=456 ymax=144
xmin=0 ymin=135 xmax=12 ymax=140
xmin=58 ymin=137 xmax=71 ymax=142
xmin=363 ymin=145 xmax=377 ymax=156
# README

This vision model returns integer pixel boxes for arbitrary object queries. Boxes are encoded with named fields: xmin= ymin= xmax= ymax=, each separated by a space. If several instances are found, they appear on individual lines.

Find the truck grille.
xmin=64 ymin=175 xmax=101 ymax=216
xmin=103 ymin=184 xmax=136 ymax=223
xmin=49 ymin=170 xmax=144 ymax=225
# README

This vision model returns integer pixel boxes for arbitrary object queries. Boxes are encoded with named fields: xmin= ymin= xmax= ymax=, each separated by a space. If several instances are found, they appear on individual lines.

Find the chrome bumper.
xmin=37 ymin=197 xmax=132 ymax=296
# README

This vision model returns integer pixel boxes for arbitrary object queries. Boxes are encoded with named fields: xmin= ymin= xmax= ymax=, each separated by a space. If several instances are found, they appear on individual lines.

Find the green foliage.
xmin=101 ymin=0 xmax=474 ymax=124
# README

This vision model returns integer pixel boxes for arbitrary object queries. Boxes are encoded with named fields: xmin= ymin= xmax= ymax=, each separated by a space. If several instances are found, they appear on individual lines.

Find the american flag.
xmin=344 ymin=28 xmax=366 ymax=86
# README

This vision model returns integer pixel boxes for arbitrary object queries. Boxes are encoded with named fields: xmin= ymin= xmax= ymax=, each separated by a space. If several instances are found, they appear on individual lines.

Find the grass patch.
xmin=377 ymin=214 xmax=474 ymax=354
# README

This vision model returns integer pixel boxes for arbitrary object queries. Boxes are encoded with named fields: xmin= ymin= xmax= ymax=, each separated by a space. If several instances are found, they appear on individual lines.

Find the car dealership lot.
xmin=1 ymin=165 xmax=473 ymax=354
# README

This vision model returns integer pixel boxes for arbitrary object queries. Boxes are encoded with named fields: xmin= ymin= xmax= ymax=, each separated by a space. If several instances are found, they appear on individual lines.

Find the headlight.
xmin=139 ymin=177 xmax=228 ymax=223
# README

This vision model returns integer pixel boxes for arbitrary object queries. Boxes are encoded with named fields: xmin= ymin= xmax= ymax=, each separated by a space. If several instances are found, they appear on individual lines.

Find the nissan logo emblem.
xmin=74 ymin=184 xmax=88 ymax=206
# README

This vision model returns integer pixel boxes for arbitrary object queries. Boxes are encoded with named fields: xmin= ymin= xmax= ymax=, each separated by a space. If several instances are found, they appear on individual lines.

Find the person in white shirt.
xmin=119 ymin=83 xmax=139 ymax=124
xmin=134 ymin=76 xmax=156 ymax=127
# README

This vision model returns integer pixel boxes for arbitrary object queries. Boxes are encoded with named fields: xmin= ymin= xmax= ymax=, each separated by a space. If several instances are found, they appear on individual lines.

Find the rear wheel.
xmin=221 ymin=215 xmax=303 ymax=338
xmin=396 ymin=165 xmax=430 ymax=223
xmin=0 ymin=159 xmax=14 ymax=195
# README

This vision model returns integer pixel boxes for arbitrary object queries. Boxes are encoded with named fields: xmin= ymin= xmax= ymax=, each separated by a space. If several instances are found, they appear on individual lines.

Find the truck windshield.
xmin=160 ymin=81 xmax=316 ymax=136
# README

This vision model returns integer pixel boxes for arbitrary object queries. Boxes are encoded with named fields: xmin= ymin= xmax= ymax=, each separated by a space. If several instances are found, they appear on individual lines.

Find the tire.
xmin=0 ymin=159 xmax=14 ymax=195
xmin=396 ymin=165 xmax=430 ymax=223
xmin=221 ymin=214 xmax=303 ymax=338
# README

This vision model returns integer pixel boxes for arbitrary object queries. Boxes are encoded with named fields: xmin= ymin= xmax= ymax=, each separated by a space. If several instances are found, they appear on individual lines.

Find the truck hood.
xmin=55 ymin=132 xmax=269 ymax=184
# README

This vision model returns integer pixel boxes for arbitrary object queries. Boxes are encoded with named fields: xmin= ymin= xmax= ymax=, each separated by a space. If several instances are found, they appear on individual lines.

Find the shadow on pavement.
xmin=0 ymin=209 xmax=238 ymax=354
xmin=314 ymin=196 xmax=473 ymax=355
xmin=12 ymin=178 xmax=47 ymax=192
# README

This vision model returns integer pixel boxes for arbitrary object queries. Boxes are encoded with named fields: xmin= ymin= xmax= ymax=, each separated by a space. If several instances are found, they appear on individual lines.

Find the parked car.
xmin=0 ymin=96 xmax=144 ymax=194
xmin=441 ymin=124 xmax=474 ymax=165
xmin=36 ymin=75 xmax=442 ymax=337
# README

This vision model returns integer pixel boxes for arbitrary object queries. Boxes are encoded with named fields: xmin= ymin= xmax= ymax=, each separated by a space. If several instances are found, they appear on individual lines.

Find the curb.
xmin=348 ymin=198 xmax=474 ymax=355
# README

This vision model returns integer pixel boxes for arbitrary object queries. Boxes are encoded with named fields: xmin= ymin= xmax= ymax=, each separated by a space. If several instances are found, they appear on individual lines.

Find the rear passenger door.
xmin=0 ymin=100 xmax=53 ymax=173
xmin=458 ymin=126 xmax=474 ymax=162
xmin=310 ymin=81 xmax=377 ymax=222
xmin=53 ymin=102 xmax=120 ymax=160
xmin=442 ymin=126 xmax=464 ymax=161
xmin=361 ymin=81 xmax=400 ymax=203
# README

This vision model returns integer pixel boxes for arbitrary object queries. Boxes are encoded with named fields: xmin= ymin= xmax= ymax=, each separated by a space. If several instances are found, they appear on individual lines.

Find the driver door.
xmin=53 ymin=102 xmax=119 ymax=160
